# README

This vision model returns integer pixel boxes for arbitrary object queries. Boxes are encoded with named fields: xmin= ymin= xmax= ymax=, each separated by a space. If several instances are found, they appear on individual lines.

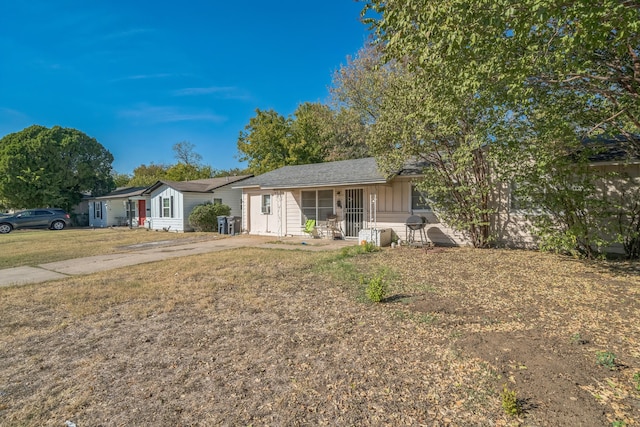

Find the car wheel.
xmin=51 ymin=220 xmax=66 ymax=230
xmin=0 ymin=223 xmax=12 ymax=234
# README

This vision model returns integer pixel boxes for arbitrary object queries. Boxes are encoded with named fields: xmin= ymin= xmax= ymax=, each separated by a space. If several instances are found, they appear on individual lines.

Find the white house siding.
xmin=272 ymin=190 xmax=287 ymax=237
xmin=597 ymin=163 xmax=640 ymax=255
xmin=286 ymin=190 xmax=303 ymax=236
xmin=149 ymin=186 xmax=184 ymax=232
xmin=244 ymin=189 xmax=284 ymax=236
xmin=88 ymin=201 xmax=107 ymax=228
xmin=241 ymin=192 xmax=249 ymax=233
xmin=211 ymin=187 xmax=244 ymax=217
xmin=370 ymin=180 xmax=469 ymax=246
xmin=182 ymin=193 xmax=215 ymax=231
xmin=243 ymin=182 xmax=468 ymax=245
xmin=131 ymin=197 xmax=150 ymax=227
xmin=88 ymin=199 xmax=127 ymax=228
xmin=491 ymin=162 xmax=640 ymax=253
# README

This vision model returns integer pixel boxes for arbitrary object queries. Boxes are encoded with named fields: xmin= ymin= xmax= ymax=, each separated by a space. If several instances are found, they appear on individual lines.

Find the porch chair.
xmin=303 ymin=219 xmax=320 ymax=238
xmin=325 ymin=214 xmax=343 ymax=240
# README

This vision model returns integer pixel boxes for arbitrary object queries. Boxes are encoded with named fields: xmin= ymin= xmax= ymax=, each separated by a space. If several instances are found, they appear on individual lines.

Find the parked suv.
xmin=0 ymin=208 xmax=70 ymax=233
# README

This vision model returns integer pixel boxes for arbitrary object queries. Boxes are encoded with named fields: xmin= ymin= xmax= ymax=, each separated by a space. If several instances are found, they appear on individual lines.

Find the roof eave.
xmin=257 ymin=179 xmax=389 ymax=190
xmin=590 ymin=159 xmax=640 ymax=166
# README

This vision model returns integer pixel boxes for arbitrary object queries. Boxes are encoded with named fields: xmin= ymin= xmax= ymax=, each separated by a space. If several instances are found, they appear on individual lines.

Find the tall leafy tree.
xmin=165 ymin=163 xmax=214 ymax=181
xmin=321 ymin=107 xmax=370 ymax=161
xmin=362 ymin=0 xmax=640 ymax=157
xmin=166 ymin=141 xmax=214 ymax=180
xmin=213 ymin=167 xmax=251 ymax=177
xmin=289 ymin=102 xmax=332 ymax=164
xmin=361 ymin=0 xmax=640 ymax=255
xmin=237 ymin=109 xmax=291 ymax=174
xmin=0 ymin=125 xmax=114 ymax=211
xmin=127 ymin=142 xmax=213 ymax=185
xmin=237 ymin=106 xmax=327 ymax=174
xmin=237 ymin=103 xmax=370 ymax=174
xmin=331 ymin=43 xmax=391 ymax=125
xmin=173 ymin=140 xmax=203 ymax=166
xmin=332 ymin=42 xmax=501 ymax=247
xmin=127 ymin=163 xmax=170 ymax=187
xmin=111 ymin=172 xmax=132 ymax=188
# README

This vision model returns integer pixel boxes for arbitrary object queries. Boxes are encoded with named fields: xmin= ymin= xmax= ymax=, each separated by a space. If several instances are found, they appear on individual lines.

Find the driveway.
xmin=0 ymin=235 xmax=355 ymax=287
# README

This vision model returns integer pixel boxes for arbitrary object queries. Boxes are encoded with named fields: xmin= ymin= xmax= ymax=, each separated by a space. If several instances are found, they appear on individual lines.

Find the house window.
xmin=510 ymin=182 xmax=522 ymax=210
xmin=411 ymin=185 xmax=431 ymax=210
xmin=261 ymin=194 xmax=271 ymax=214
xmin=94 ymin=202 xmax=102 ymax=219
xmin=159 ymin=196 xmax=174 ymax=218
xmin=126 ymin=201 xmax=136 ymax=220
xmin=301 ymin=189 xmax=333 ymax=223
xmin=213 ymin=198 xmax=222 ymax=205
xmin=510 ymin=181 xmax=541 ymax=212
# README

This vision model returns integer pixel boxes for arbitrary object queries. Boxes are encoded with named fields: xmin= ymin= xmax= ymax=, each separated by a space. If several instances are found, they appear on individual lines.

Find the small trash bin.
xmin=217 ymin=216 xmax=228 ymax=234
xmin=227 ymin=216 xmax=240 ymax=235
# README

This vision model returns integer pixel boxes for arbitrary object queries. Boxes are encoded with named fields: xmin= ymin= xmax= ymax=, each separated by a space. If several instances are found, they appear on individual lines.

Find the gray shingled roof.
xmin=92 ymin=187 xmax=147 ymax=200
xmin=582 ymin=135 xmax=640 ymax=163
xmin=143 ymin=175 xmax=253 ymax=194
xmin=233 ymin=158 xmax=389 ymax=189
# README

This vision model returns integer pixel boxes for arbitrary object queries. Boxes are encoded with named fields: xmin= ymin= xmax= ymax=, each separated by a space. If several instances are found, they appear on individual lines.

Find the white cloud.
xmin=111 ymin=73 xmax=174 ymax=82
xmin=101 ymin=28 xmax=154 ymax=41
xmin=118 ymin=104 xmax=226 ymax=124
xmin=0 ymin=107 xmax=29 ymax=120
xmin=172 ymin=86 xmax=251 ymax=100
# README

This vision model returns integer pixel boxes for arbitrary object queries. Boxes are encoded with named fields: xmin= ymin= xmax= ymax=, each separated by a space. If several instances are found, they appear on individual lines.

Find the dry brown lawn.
xmin=0 ymin=243 xmax=639 ymax=426
xmin=0 ymin=228 xmax=221 ymax=269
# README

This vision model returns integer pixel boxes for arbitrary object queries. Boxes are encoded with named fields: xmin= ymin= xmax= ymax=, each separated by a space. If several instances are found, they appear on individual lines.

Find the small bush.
xmin=500 ymin=385 xmax=522 ymax=416
xmin=633 ymin=372 xmax=640 ymax=392
xmin=596 ymin=351 xmax=617 ymax=370
xmin=188 ymin=202 xmax=231 ymax=232
xmin=361 ymin=271 xmax=387 ymax=303
xmin=360 ymin=240 xmax=378 ymax=253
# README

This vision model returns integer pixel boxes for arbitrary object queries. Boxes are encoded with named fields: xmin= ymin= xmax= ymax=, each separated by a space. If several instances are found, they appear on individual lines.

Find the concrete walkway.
xmin=0 ymin=235 xmax=355 ymax=287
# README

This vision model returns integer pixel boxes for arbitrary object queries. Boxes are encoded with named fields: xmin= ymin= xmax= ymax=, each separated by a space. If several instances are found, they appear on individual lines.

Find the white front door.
xmin=344 ymin=188 xmax=364 ymax=237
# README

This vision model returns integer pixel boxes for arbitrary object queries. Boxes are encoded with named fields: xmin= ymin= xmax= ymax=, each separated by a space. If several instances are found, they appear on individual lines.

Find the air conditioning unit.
xmin=358 ymin=228 xmax=392 ymax=247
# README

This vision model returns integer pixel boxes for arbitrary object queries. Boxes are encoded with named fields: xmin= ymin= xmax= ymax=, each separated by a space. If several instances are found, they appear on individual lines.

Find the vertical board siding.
xmin=149 ymin=186 xmax=183 ymax=232
xmin=287 ymin=190 xmax=303 ymax=236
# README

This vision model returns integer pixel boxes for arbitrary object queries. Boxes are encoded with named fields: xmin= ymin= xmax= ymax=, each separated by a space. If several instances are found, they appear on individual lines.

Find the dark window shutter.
xmin=159 ymin=198 xmax=163 ymax=218
xmin=170 ymin=196 xmax=174 ymax=218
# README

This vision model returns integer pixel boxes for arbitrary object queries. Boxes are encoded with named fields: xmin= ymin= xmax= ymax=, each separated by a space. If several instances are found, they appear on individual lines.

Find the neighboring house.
xmin=88 ymin=187 xmax=150 ymax=228
xmin=142 ymin=175 xmax=252 ymax=232
xmin=232 ymin=157 xmax=466 ymax=246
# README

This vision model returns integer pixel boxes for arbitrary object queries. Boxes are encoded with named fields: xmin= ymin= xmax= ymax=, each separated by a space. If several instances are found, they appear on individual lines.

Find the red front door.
xmin=138 ymin=200 xmax=146 ymax=226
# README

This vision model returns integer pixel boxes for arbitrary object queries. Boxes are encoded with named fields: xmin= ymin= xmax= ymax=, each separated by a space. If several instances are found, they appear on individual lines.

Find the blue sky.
xmin=0 ymin=1 xmax=370 ymax=175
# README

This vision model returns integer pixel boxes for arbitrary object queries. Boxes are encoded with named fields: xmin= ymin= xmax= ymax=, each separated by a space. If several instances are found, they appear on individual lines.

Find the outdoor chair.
xmin=303 ymin=219 xmax=320 ymax=238
xmin=325 ymin=214 xmax=343 ymax=240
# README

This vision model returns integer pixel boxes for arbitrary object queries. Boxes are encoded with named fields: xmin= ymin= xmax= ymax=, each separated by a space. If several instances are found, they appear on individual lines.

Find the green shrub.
xmin=500 ymin=385 xmax=522 ymax=416
xmin=596 ymin=351 xmax=617 ymax=370
xmin=360 ymin=240 xmax=378 ymax=253
xmin=361 ymin=271 xmax=387 ymax=303
xmin=188 ymin=202 xmax=231 ymax=232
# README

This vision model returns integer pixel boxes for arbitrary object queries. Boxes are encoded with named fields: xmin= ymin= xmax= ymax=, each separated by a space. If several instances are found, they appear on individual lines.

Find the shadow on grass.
xmin=382 ymin=294 xmax=415 ymax=303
